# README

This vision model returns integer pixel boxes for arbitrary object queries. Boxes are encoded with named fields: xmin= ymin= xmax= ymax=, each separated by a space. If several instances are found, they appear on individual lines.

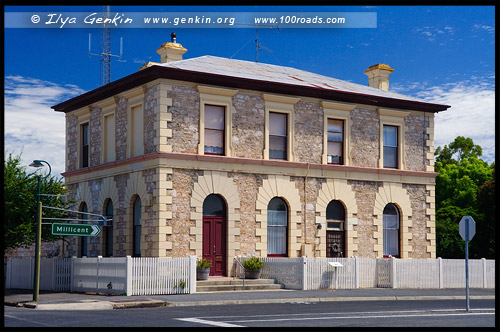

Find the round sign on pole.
xmin=459 ymin=216 xmax=476 ymax=241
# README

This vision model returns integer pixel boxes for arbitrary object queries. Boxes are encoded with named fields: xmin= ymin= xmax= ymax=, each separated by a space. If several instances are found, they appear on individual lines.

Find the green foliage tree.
xmin=434 ymin=137 xmax=494 ymax=258
xmin=4 ymin=153 xmax=69 ymax=253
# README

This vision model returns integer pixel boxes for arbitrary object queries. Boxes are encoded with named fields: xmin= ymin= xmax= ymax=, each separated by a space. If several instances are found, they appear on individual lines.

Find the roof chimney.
xmin=363 ymin=64 xmax=394 ymax=91
xmin=155 ymin=32 xmax=188 ymax=63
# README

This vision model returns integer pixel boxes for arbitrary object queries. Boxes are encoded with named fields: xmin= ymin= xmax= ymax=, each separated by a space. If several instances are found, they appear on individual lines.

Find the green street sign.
xmin=51 ymin=223 xmax=101 ymax=237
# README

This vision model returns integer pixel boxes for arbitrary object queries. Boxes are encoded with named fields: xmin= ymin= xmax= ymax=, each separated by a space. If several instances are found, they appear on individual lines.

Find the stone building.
xmin=52 ymin=37 xmax=450 ymax=276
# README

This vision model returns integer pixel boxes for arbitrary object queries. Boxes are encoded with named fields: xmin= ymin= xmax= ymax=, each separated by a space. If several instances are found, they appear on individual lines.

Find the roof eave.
xmin=52 ymin=65 xmax=451 ymax=113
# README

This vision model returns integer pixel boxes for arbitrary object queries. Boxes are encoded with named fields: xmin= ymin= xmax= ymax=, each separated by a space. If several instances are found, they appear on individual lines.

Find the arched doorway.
xmin=326 ymin=200 xmax=346 ymax=258
xmin=202 ymin=194 xmax=227 ymax=276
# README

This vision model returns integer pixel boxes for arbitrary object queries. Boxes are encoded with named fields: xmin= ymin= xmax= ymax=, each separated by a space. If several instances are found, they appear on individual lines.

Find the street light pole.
xmin=29 ymin=160 xmax=51 ymax=302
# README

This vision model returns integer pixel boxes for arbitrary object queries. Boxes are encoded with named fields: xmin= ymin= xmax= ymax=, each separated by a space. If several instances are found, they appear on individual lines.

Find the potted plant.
xmin=242 ymin=256 xmax=264 ymax=279
xmin=196 ymin=258 xmax=212 ymax=280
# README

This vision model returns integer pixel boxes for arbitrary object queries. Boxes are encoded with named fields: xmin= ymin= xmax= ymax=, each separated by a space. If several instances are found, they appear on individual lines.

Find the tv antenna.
xmin=228 ymin=23 xmax=278 ymax=62
xmin=89 ymin=5 xmax=123 ymax=86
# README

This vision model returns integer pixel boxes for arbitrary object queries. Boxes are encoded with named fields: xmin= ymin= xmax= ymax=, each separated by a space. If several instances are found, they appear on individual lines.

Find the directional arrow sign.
xmin=51 ymin=223 xmax=101 ymax=237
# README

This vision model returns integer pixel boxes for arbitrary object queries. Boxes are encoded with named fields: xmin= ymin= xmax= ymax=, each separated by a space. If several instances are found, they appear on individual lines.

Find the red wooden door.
xmin=202 ymin=216 xmax=226 ymax=276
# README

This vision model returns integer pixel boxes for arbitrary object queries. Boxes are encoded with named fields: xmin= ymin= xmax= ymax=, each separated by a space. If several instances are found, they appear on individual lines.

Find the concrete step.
xmin=197 ymin=278 xmax=276 ymax=286
xmin=196 ymin=278 xmax=284 ymax=292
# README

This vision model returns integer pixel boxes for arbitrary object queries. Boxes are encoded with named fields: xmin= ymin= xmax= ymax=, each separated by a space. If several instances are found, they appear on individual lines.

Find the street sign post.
xmin=459 ymin=216 xmax=476 ymax=312
xmin=51 ymin=223 xmax=101 ymax=236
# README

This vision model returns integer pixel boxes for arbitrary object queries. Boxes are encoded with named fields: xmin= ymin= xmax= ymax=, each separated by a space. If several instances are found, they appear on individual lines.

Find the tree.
xmin=4 ymin=153 xmax=69 ymax=253
xmin=434 ymin=137 xmax=494 ymax=258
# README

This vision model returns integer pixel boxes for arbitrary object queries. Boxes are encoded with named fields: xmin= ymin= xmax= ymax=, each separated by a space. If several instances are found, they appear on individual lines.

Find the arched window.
xmin=133 ymin=196 xmax=141 ymax=257
xmin=326 ymin=200 xmax=345 ymax=230
xmin=383 ymin=203 xmax=400 ymax=257
xmin=267 ymin=197 xmax=288 ymax=257
xmin=80 ymin=202 xmax=88 ymax=257
xmin=203 ymin=194 xmax=226 ymax=217
xmin=326 ymin=200 xmax=346 ymax=258
xmin=104 ymin=199 xmax=113 ymax=257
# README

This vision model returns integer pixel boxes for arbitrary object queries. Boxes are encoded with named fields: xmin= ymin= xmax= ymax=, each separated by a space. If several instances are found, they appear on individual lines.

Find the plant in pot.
xmin=242 ymin=256 xmax=264 ymax=279
xmin=196 ymin=258 xmax=212 ymax=280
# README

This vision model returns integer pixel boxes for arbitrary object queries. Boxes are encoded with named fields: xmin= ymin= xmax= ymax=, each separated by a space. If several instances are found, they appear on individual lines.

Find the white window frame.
xmin=321 ymin=101 xmax=355 ymax=166
xmin=196 ymin=86 xmax=238 ymax=157
xmin=263 ymin=94 xmax=299 ymax=161
xmin=378 ymin=108 xmax=410 ymax=170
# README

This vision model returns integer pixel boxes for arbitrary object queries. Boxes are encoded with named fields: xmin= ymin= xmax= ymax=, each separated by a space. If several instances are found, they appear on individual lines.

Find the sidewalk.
xmin=4 ymin=287 xmax=495 ymax=310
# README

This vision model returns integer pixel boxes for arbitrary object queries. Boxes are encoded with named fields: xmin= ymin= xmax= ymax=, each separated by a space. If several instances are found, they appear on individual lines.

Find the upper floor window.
xmin=130 ymin=105 xmax=144 ymax=157
xmin=204 ymin=104 xmax=225 ymax=155
xmin=327 ymin=119 xmax=344 ymax=164
xmin=81 ymin=123 xmax=89 ymax=168
xmin=104 ymin=113 xmax=115 ymax=163
xmin=269 ymin=112 xmax=288 ymax=160
xmin=383 ymin=125 xmax=398 ymax=168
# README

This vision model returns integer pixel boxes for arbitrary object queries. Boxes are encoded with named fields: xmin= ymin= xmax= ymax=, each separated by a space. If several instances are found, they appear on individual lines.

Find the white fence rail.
xmin=6 ymin=256 xmax=495 ymax=294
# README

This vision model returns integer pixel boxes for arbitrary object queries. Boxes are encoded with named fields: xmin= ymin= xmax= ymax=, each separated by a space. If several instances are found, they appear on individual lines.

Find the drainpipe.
xmin=304 ymin=163 xmax=310 ymax=251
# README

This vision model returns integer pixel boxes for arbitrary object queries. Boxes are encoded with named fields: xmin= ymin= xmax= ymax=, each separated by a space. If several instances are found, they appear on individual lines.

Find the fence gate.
xmin=376 ymin=258 xmax=392 ymax=288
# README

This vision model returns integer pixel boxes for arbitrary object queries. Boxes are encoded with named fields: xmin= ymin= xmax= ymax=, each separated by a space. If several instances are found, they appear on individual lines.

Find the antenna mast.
xmin=89 ymin=5 xmax=123 ymax=86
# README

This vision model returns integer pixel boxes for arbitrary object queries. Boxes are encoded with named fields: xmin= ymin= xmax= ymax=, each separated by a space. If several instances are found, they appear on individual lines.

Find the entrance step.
xmin=196 ymin=278 xmax=284 ymax=292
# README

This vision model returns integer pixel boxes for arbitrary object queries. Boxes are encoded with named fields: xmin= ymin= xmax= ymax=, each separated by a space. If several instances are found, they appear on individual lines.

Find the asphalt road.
xmin=4 ymin=299 xmax=495 ymax=328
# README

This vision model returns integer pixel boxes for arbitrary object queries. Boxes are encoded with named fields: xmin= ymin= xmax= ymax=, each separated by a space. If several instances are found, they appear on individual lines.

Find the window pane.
xmin=326 ymin=200 xmax=345 ymax=221
xmin=327 ymin=142 xmax=342 ymax=164
xmin=270 ymin=136 xmax=287 ymax=159
xmin=205 ymin=129 xmax=224 ymax=154
xmin=383 ymin=146 xmax=398 ymax=168
xmin=269 ymin=112 xmax=287 ymax=136
xmin=327 ymin=119 xmax=343 ymax=133
xmin=383 ymin=214 xmax=399 ymax=229
xmin=268 ymin=197 xmax=287 ymax=211
xmin=267 ymin=226 xmax=286 ymax=255
xmin=268 ymin=210 xmax=287 ymax=226
xmin=383 ymin=125 xmax=398 ymax=147
xmin=203 ymin=194 xmax=226 ymax=217
xmin=205 ymin=105 xmax=224 ymax=130
xmin=327 ymin=132 xmax=343 ymax=142
xmin=133 ymin=198 xmax=141 ymax=226
xmin=383 ymin=229 xmax=399 ymax=256
xmin=134 ymin=226 xmax=141 ymax=256
xmin=327 ymin=222 xmax=342 ymax=229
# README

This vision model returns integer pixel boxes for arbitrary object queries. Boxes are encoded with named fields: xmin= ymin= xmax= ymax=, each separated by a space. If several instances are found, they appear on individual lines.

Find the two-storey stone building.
xmin=53 ymin=37 xmax=450 ymax=276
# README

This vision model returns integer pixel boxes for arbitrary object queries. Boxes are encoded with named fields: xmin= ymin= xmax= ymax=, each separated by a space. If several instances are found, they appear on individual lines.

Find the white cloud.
xmin=414 ymin=80 xmax=495 ymax=164
xmin=4 ymin=76 xmax=86 ymax=178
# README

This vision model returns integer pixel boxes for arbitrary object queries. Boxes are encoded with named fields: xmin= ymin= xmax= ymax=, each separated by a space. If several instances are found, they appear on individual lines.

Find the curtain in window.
xmin=267 ymin=210 xmax=287 ymax=255
xmin=383 ymin=214 xmax=399 ymax=256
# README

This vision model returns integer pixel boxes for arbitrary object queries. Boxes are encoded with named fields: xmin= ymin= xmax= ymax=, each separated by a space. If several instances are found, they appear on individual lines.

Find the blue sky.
xmin=4 ymin=5 xmax=495 ymax=178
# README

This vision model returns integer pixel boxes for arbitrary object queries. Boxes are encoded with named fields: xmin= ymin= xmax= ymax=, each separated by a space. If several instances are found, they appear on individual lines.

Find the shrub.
xmin=242 ymin=256 xmax=263 ymax=271
xmin=196 ymin=258 xmax=212 ymax=269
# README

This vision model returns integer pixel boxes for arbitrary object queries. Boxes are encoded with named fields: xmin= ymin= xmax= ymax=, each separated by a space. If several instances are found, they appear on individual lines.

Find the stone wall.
xmin=168 ymin=85 xmax=199 ymax=154
xmin=231 ymin=94 xmax=265 ymax=159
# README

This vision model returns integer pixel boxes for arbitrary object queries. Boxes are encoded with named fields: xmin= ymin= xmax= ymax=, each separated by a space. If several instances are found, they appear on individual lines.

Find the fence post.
xmin=125 ymin=256 xmax=132 ymax=296
xmin=302 ymin=256 xmax=308 ymax=290
xmin=189 ymin=256 xmax=197 ymax=294
xmin=482 ymin=258 xmax=486 ymax=288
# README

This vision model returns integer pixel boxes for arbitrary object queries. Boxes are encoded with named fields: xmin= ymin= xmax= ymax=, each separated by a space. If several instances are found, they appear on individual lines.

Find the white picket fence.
xmin=6 ymin=256 xmax=495 ymax=295
xmin=5 ymin=256 xmax=196 ymax=295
